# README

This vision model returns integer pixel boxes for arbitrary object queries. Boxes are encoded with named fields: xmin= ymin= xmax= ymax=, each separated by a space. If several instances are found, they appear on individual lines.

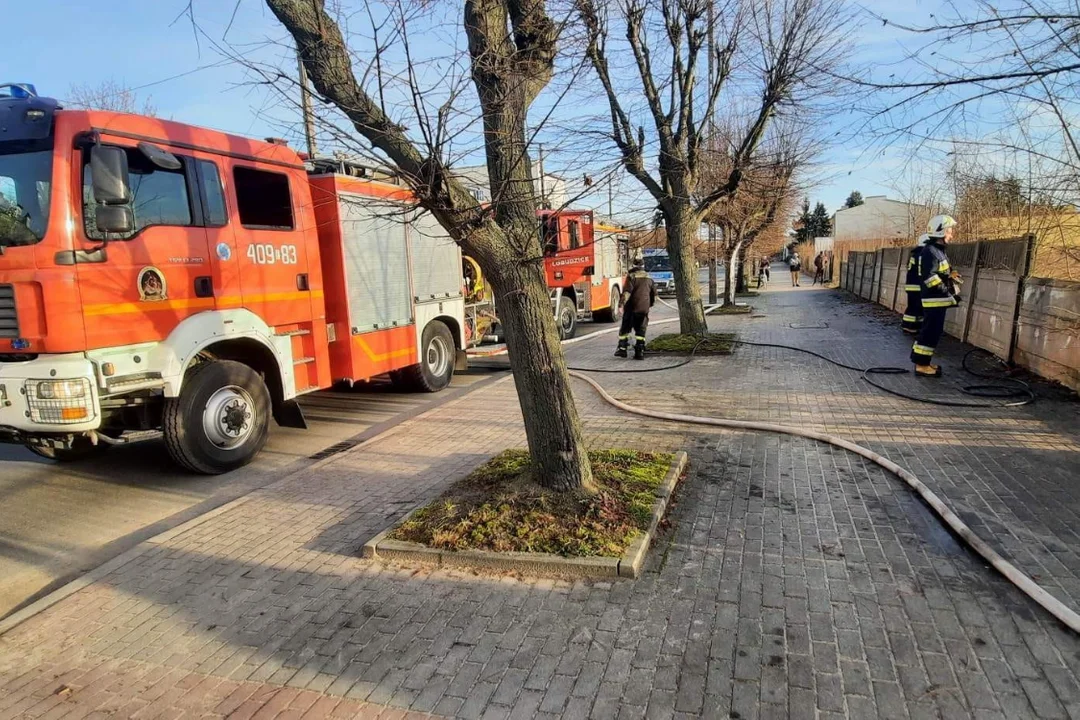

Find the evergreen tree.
xmin=810 ymin=202 xmax=832 ymax=237
xmin=794 ymin=197 xmax=812 ymax=243
xmin=844 ymin=190 xmax=864 ymax=208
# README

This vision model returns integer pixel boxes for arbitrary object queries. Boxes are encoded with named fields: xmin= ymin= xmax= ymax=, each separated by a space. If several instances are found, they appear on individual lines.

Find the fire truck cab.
xmin=0 ymin=83 xmax=464 ymax=474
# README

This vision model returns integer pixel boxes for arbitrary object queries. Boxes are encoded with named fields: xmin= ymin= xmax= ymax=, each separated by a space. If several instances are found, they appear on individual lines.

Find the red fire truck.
xmin=541 ymin=210 xmax=630 ymax=339
xmin=0 ymin=83 xmax=466 ymax=473
xmin=463 ymin=211 xmax=630 ymax=345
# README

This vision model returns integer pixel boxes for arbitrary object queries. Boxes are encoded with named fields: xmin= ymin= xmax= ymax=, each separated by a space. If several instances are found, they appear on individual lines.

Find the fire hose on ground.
xmin=468 ymin=309 xmax=1079 ymax=634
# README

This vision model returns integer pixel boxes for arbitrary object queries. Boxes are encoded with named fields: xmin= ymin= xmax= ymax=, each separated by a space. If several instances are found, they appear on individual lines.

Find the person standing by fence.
xmin=812 ymin=253 xmax=825 ymax=285
xmin=911 ymin=216 xmax=961 ymax=377
xmin=902 ymin=234 xmax=929 ymax=335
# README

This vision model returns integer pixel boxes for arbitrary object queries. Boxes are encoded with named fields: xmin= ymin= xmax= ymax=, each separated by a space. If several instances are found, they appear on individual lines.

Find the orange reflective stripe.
xmin=217 ymin=290 xmax=325 ymax=307
xmin=354 ymin=334 xmax=416 ymax=362
xmin=83 ymin=290 xmax=324 ymax=316
xmin=83 ymin=297 xmax=216 ymax=316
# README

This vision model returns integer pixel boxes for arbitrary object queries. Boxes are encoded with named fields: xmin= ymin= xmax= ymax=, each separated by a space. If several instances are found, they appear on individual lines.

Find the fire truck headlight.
xmin=25 ymin=379 xmax=94 ymax=424
xmin=35 ymin=380 xmax=88 ymax=400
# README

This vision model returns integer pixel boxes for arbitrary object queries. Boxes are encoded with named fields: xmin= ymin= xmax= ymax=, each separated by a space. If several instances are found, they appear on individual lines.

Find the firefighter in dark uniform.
xmin=901 ymin=234 xmax=928 ymax=334
xmin=911 ymin=215 xmax=960 ymax=377
xmin=615 ymin=256 xmax=657 ymax=360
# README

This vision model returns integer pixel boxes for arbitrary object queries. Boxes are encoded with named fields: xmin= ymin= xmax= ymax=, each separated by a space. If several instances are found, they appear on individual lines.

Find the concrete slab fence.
xmin=840 ymin=237 xmax=1080 ymax=392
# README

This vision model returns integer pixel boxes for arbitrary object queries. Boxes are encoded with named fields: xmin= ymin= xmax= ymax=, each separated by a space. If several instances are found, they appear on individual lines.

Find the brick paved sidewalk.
xmin=1 ymin=281 xmax=1079 ymax=719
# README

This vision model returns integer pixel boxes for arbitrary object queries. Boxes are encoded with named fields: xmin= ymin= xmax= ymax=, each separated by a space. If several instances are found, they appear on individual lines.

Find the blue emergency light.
xmin=1 ymin=83 xmax=38 ymax=99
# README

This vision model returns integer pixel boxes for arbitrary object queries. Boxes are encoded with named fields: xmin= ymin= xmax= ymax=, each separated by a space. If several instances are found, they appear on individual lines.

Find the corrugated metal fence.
xmin=839 ymin=236 xmax=1080 ymax=391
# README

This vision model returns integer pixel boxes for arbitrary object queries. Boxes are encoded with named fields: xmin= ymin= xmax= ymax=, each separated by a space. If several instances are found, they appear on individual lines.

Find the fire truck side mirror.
xmin=90 ymin=145 xmax=131 ymax=206
xmin=95 ymin=206 xmax=134 ymax=236
xmin=90 ymin=145 xmax=135 ymax=236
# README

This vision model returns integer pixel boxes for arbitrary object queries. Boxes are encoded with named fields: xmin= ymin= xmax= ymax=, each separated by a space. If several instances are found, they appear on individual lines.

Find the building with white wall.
xmin=832 ymin=196 xmax=928 ymax=242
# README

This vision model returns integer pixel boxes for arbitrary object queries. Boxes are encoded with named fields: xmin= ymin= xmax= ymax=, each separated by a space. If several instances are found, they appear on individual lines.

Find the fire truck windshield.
xmin=0 ymin=140 xmax=52 ymax=248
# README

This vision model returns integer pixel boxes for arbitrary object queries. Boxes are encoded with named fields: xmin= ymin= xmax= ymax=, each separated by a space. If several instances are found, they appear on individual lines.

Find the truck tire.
xmin=593 ymin=287 xmax=621 ymax=323
xmin=398 ymin=321 xmax=455 ymax=393
xmin=556 ymin=296 xmax=577 ymax=340
xmin=163 ymin=360 xmax=271 ymax=474
xmin=26 ymin=436 xmax=110 ymax=463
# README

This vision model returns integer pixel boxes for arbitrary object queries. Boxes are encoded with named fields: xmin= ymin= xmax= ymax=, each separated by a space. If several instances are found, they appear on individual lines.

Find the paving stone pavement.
xmin=1 ymin=275 xmax=1079 ymax=719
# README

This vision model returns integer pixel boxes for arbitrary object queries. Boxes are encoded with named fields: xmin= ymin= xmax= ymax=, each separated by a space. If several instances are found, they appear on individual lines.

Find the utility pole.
xmin=297 ymin=51 xmax=318 ymax=159
xmin=706 ymin=0 xmax=717 ymax=304
xmin=608 ymin=176 xmax=614 ymax=218
xmin=538 ymin=144 xmax=547 ymax=209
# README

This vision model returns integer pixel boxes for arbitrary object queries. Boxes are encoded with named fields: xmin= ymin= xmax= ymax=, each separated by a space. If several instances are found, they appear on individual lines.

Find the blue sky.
xmin=7 ymin=0 xmax=955 ymax=221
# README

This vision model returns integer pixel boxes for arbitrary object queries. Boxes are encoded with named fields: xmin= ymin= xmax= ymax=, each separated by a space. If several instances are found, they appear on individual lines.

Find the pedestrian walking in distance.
xmin=911 ymin=216 xmax=961 ymax=377
xmin=788 ymin=252 xmax=801 ymax=286
xmin=902 ymin=234 xmax=929 ymax=335
xmin=615 ymin=255 xmax=657 ymax=360
xmin=812 ymin=253 xmax=825 ymax=285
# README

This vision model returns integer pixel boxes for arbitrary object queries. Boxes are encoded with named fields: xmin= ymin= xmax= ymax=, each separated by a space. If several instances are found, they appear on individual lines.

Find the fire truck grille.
xmin=0 ymin=285 xmax=18 ymax=339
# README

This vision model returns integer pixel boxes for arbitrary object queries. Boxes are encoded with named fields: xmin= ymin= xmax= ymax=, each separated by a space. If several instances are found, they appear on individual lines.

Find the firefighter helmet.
xmin=927 ymin=215 xmax=957 ymax=238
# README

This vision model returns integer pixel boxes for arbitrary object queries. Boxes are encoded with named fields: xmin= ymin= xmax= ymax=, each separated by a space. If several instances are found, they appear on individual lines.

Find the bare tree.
xmin=67 ymin=80 xmax=157 ymax=116
xmin=576 ymin=0 xmax=848 ymax=334
xmin=264 ymin=0 xmax=596 ymax=492
xmin=857 ymin=1 xmax=1080 ymax=206
xmin=701 ymin=136 xmax=801 ymax=304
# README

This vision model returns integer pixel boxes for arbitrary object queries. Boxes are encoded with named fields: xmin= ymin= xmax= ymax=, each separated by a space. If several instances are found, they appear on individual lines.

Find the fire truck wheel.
xmin=594 ymin=287 xmax=622 ymax=323
xmin=163 ymin=360 xmax=271 ymax=474
xmin=26 ymin=436 xmax=110 ymax=463
xmin=556 ymin=296 xmax=577 ymax=340
xmin=399 ymin=321 xmax=455 ymax=393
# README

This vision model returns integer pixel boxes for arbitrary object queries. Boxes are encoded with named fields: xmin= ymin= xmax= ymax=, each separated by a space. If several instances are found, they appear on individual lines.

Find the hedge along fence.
xmin=841 ymin=236 xmax=1080 ymax=392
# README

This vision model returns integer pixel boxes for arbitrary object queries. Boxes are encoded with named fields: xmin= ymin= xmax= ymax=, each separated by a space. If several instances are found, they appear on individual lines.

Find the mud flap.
xmin=455 ymin=349 xmax=469 ymax=372
xmin=274 ymin=399 xmax=308 ymax=429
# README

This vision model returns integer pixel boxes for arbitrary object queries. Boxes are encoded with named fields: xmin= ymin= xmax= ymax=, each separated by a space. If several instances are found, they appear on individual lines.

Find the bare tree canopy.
xmin=67 ymin=80 xmax=157 ymax=116
xmin=576 ymin=0 xmax=848 ymax=333
xmin=263 ymin=0 xmax=595 ymax=491
xmin=857 ymin=1 xmax=1079 ymax=205
xmin=700 ymin=123 xmax=805 ymax=304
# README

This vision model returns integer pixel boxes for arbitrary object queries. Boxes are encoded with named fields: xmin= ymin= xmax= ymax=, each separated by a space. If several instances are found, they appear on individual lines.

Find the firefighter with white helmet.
xmin=910 ymin=215 xmax=961 ymax=377
xmin=901 ymin=234 xmax=929 ymax=334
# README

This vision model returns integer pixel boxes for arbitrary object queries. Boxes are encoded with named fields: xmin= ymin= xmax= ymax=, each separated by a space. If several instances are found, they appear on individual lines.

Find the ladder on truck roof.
xmin=307 ymin=154 xmax=402 ymax=184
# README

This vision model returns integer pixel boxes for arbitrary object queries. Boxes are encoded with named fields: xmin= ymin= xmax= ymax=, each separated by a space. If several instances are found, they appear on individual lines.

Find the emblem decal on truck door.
xmin=137 ymin=267 xmax=167 ymax=302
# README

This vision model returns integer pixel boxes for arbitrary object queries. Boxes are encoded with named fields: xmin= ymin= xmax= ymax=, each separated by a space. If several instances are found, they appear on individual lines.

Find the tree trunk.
xmin=485 ymin=260 xmax=595 ymax=493
xmin=665 ymin=208 xmax=708 ymax=335
xmin=707 ymin=224 xmax=718 ymax=304
xmin=465 ymin=0 xmax=594 ymax=492
xmin=707 ymin=253 xmax=718 ymax=305
xmin=724 ymin=238 xmax=745 ymax=306
xmin=265 ymin=0 xmax=594 ymax=493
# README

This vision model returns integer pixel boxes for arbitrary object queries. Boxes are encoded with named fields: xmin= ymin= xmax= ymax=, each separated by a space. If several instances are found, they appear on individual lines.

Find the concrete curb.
xmin=362 ymin=451 xmax=689 ymax=580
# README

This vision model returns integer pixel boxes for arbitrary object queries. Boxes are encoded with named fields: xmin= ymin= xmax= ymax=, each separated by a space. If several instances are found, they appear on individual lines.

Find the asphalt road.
xmin=0 ymin=370 xmax=499 ymax=620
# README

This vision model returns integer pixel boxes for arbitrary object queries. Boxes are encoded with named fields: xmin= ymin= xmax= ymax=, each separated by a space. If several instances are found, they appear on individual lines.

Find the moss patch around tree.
xmin=646 ymin=333 xmax=736 ymax=354
xmin=389 ymin=450 xmax=673 ymax=557
xmin=707 ymin=304 xmax=753 ymax=315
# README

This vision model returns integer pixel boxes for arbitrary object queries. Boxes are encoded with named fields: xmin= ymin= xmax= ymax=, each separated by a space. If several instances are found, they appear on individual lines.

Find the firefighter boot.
xmin=634 ymin=340 xmax=646 ymax=361
xmin=914 ymin=364 xmax=943 ymax=378
xmin=614 ymin=338 xmax=629 ymax=358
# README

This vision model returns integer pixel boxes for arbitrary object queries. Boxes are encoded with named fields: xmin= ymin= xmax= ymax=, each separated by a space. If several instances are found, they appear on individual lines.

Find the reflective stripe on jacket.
xmin=918 ymin=241 xmax=957 ymax=308
xmin=904 ymin=246 xmax=923 ymax=293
